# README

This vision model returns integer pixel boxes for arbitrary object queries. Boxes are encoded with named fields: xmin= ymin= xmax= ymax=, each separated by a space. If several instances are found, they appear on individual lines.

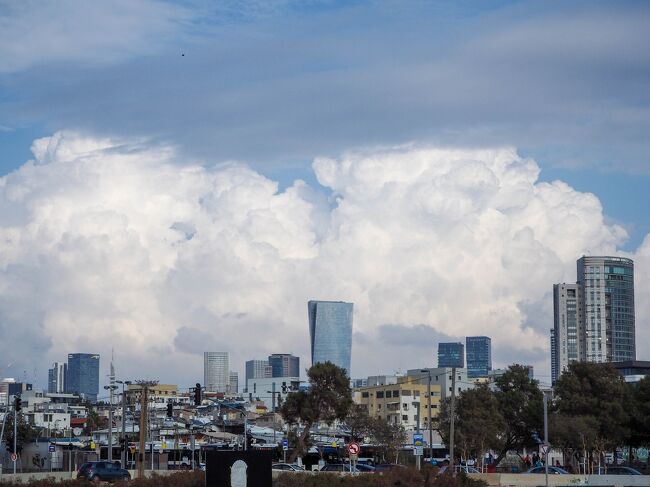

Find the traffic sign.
xmin=282 ymin=439 xmax=289 ymax=451
xmin=541 ymin=444 xmax=550 ymax=455
xmin=48 ymin=444 xmax=55 ymax=453
xmin=11 ymin=453 xmax=17 ymax=462
xmin=414 ymin=446 xmax=424 ymax=456
xmin=347 ymin=442 xmax=360 ymax=456
xmin=413 ymin=433 xmax=424 ymax=447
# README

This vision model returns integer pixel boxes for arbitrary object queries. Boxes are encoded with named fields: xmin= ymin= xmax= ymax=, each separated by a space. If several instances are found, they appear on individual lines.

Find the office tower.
xmin=245 ymin=359 xmax=272 ymax=392
xmin=48 ymin=362 xmax=67 ymax=393
xmin=268 ymin=354 xmax=300 ymax=378
xmin=229 ymin=372 xmax=239 ymax=394
xmin=577 ymin=256 xmax=635 ymax=363
xmin=438 ymin=342 xmax=464 ymax=368
xmin=552 ymin=256 xmax=635 ymax=381
xmin=308 ymin=300 xmax=353 ymax=374
xmin=552 ymin=283 xmax=580 ymax=383
xmin=204 ymin=352 xmax=230 ymax=393
xmin=465 ymin=336 xmax=492 ymax=378
xmin=66 ymin=353 xmax=100 ymax=402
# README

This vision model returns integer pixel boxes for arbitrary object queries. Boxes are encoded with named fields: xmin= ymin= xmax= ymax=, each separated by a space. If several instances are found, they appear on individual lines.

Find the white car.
xmin=272 ymin=463 xmax=305 ymax=472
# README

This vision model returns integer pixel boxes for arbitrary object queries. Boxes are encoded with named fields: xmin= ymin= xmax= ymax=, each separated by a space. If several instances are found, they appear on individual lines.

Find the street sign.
xmin=48 ymin=444 xmax=55 ymax=453
xmin=541 ymin=444 xmax=550 ymax=455
xmin=413 ymin=433 xmax=424 ymax=447
xmin=282 ymin=439 xmax=289 ymax=451
xmin=347 ymin=442 xmax=360 ymax=456
xmin=10 ymin=453 xmax=17 ymax=462
xmin=414 ymin=446 xmax=424 ymax=456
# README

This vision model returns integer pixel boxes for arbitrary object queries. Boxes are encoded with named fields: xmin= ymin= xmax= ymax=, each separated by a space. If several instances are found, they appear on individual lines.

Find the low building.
xmin=604 ymin=361 xmax=650 ymax=383
xmin=353 ymin=378 xmax=441 ymax=431
xmin=126 ymin=384 xmax=179 ymax=405
xmin=406 ymin=368 xmax=473 ymax=399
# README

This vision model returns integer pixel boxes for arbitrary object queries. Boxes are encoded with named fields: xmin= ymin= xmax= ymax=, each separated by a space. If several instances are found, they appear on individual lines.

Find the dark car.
xmin=375 ymin=464 xmax=407 ymax=473
xmin=354 ymin=464 xmax=376 ymax=473
xmin=526 ymin=466 xmax=569 ymax=474
xmin=596 ymin=466 xmax=642 ymax=475
xmin=77 ymin=461 xmax=131 ymax=482
xmin=320 ymin=464 xmax=360 ymax=472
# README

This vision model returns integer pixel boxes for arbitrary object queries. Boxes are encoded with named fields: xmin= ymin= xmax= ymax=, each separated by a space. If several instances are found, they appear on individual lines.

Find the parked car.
xmin=375 ymin=464 xmax=407 ymax=473
xmin=77 ymin=462 xmax=131 ymax=482
xmin=272 ymin=463 xmax=305 ymax=472
xmin=320 ymin=464 xmax=360 ymax=472
xmin=526 ymin=466 xmax=569 ymax=474
xmin=355 ymin=464 xmax=376 ymax=473
xmin=596 ymin=466 xmax=642 ymax=475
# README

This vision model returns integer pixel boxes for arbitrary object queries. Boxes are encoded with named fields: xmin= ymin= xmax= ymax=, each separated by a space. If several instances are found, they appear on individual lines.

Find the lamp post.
xmin=420 ymin=370 xmax=433 ymax=461
xmin=267 ymin=384 xmax=282 ymax=447
xmin=115 ymin=380 xmax=132 ymax=468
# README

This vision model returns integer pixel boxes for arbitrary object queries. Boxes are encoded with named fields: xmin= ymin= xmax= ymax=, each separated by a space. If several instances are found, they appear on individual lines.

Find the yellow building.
xmin=353 ymin=377 xmax=441 ymax=430
xmin=126 ymin=384 xmax=179 ymax=404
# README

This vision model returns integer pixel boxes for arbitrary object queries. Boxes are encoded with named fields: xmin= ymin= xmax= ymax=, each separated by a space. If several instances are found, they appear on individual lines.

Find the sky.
xmin=0 ymin=0 xmax=649 ymax=393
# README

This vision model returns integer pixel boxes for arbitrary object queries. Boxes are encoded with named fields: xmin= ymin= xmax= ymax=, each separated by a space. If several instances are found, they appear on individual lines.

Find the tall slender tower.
xmin=204 ymin=352 xmax=229 ymax=392
xmin=308 ymin=301 xmax=353 ymax=374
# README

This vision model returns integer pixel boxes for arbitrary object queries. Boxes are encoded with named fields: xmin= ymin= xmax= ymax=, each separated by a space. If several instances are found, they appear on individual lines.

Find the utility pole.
xmin=116 ymin=380 xmax=132 ymax=468
xmin=415 ymin=402 xmax=421 ymax=471
xmin=544 ymin=393 xmax=549 ymax=487
xmin=420 ymin=369 xmax=433 ymax=460
xmin=450 ymin=367 xmax=457 ymax=471
xmin=104 ymin=356 xmax=116 ymax=462
xmin=136 ymin=380 xmax=157 ymax=479
xmin=14 ymin=395 xmax=19 ymax=475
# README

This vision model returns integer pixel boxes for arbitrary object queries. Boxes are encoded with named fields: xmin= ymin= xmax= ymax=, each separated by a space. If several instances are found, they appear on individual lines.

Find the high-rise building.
xmin=551 ymin=283 xmax=580 ymax=384
xmin=229 ymin=372 xmax=239 ymax=394
xmin=268 ymin=354 xmax=300 ymax=378
xmin=438 ymin=342 xmax=464 ymax=368
xmin=308 ymin=300 xmax=353 ymax=374
xmin=66 ymin=353 xmax=100 ymax=402
xmin=552 ymin=256 xmax=635 ymax=382
xmin=48 ymin=362 xmax=67 ymax=394
xmin=465 ymin=336 xmax=491 ymax=378
xmin=245 ymin=360 xmax=272 ymax=392
xmin=204 ymin=352 xmax=229 ymax=393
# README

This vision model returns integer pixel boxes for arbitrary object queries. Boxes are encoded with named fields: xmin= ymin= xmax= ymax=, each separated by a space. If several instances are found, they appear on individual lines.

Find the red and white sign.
xmin=541 ymin=444 xmax=550 ymax=455
xmin=347 ymin=442 xmax=360 ymax=455
xmin=11 ymin=453 xmax=17 ymax=462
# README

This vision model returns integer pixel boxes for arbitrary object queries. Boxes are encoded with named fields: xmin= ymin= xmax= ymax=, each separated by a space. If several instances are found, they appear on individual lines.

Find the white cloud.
xmin=0 ymin=133 xmax=646 ymax=388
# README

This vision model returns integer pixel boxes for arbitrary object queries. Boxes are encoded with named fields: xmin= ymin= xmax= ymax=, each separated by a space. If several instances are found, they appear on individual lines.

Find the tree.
xmin=344 ymin=404 xmax=374 ymax=442
xmin=554 ymin=362 xmax=631 ymax=471
xmin=280 ymin=361 xmax=352 ymax=461
xmin=628 ymin=376 xmax=650 ymax=449
xmin=369 ymin=417 xmax=407 ymax=463
xmin=4 ymin=414 xmax=39 ymax=454
xmin=493 ymin=365 xmax=544 ymax=465
xmin=437 ymin=384 xmax=505 ymax=465
xmin=549 ymin=413 xmax=599 ymax=472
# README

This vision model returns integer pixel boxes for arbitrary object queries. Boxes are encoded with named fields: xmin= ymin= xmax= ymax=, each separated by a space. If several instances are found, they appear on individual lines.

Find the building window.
xmin=402 ymin=415 xmax=408 ymax=421
xmin=362 ymin=392 xmax=369 ymax=398
xmin=376 ymin=391 xmax=384 ymax=399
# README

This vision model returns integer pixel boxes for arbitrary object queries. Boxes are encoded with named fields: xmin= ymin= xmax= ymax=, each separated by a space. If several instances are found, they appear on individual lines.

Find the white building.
xmin=48 ymin=362 xmax=67 ymax=394
xmin=204 ymin=352 xmax=230 ymax=393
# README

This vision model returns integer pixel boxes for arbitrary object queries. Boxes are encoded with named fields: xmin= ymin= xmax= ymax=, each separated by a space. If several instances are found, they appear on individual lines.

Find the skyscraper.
xmin=551 ymin=283 xmax=580 ymax=384
xmin=308 ymin=300 xmax=353 ymax=374
xmin=229 ymin=372 xmax=239 ymax=394
xmin=66 ymin=353 xmax=100 ymax=402
xmin=552 ymin=256 xmax=635 ymax=382
xmin=438 ymin=342 xmax=464 ymax=368
xmin=268 ymin=354 xmax=300 ymax=378
xmin=204 ymin=352 xmax=229 ymax=393
xmin=465 ymin=336 xmax=491 ymax=378
xmin=48 ymin=362 xmax=67 ymax=394
xmin=245 ymin=359 xmax=272 ymax=392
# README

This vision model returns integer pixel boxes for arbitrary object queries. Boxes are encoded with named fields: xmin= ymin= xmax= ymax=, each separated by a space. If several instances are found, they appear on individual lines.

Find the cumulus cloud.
xmin=0 ymin=132 xmax=647 ymax=388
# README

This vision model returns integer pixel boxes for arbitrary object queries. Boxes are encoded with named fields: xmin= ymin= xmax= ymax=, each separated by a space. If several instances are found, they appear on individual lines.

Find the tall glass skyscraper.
xmin=308 ymin=300 xmax=353 ymax=374
xmin=268 ymin=354 xmax=300 ymax=378
xmin=66 ymin=353 xmax=100 ymax=402
xmin=204 ymin=352 xmax=230 ymax=392
xmin=552 ymin=256 xmax=635 ymax=382
xmin=465 ymin=336 xmax=491 ymax=378
xmin=438 ymin=342 xmax=464 ymax=368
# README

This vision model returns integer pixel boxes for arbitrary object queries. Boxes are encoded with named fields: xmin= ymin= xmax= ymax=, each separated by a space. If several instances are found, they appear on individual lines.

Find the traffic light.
xmin=166 ymin=402 xmax=173 ymax=418
xmin=194 ymin=383 xmax=202 ymax=405
xmin=14 ymin=395 xmax=21 ymax=412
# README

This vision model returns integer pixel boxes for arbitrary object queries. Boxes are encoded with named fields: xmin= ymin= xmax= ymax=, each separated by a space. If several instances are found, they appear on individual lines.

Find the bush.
xmin=0 ymin=471 xmax=205 ymax=487
xmin=274 ymin=469 xmax=489 ymax=487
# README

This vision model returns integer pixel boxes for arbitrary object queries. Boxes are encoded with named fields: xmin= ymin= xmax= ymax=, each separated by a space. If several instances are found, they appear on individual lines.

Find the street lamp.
xmin=420 ymin=369 xmax=433 ymax=461
xmin=115 ymin=380 xmax=132 ymax=467
xmin=266 ymin=389 xmax=282 ymax=446
xmin=104 ymin=384 xmax=119 ymax=462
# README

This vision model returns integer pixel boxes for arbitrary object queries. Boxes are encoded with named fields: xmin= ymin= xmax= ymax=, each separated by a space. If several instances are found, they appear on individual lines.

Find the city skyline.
xmin=1 ymin=2 xmax=650 ymax=389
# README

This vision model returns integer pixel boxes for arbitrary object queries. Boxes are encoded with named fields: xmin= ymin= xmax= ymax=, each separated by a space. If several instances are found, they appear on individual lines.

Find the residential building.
xmin=367 ymin=375 xmax=398 ymax=386
xmin=66 ymin=353 xmax=100 ymax=402
xmin=204 ymin=352 xmax=229 ymax=393
xmin=351 ymin=378 xmax=368 ymax=388
xmin=268 ymin=354 xmax=300 ymax=378
xmin=125 ymin=384 xmax=179 ymax=405
xmin=465 ymin=336 xmax=491 ymax=378
xmin=604 ymin=360 xmax=650 ymax=383
xmin=552 ymin=256 xmax=635 ymax=381
xmin=406 ymin=368 xmax=472 ymax=400
xmin=438 ymin=342 xmax=464 ymax=368
xmin=489 ymin=366 xmax=534 ymax=383
xmin=308 ymin=300 xmax=353 ymax=374
xmin=48 ymin=362 xmax=67 ymax=394
xmin=245 ymin=360 xmax=272 ymax=392
xmin=229 ymin=372 xmax=239 ymax=394
xmin=353 ymin=377 xmax=441 ymax=431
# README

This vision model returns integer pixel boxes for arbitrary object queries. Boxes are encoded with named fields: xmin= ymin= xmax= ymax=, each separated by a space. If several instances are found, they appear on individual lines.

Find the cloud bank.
xmin=0 ymin=133 xmax=648 ymax=388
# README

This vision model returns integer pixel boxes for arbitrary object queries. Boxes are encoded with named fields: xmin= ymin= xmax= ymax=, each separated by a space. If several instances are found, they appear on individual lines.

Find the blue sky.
xmin=1 ymin=0 xmax=650 ymax=384
xmin=1 ymin=0 xmax=649 ymax=249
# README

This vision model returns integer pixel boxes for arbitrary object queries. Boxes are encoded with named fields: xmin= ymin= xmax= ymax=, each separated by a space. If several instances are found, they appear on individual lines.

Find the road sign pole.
xmin=544 ymin=394 xmax=549 ymax=487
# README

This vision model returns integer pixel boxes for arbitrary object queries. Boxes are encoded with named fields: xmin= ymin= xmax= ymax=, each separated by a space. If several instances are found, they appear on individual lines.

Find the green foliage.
xmin=344 ymin=404 xmax=374 ymax=442
xmin=280 ymin=361 xmax=352 ymax=460
xmin=437 ymin=385 xmax=505 ymax=463
xmin=630 ymin=375 xmax=650 ymax=446
xmin=0 ymin=471 xmax=205 ymax=487
xmin=493 ymin=364 xmax=544 ymax=462
xmin=367 ymin=417 xmax=407 ymax=463
xmin=554 ymin=362 xmax=630 ymax=450
xmin=3 ymin=414 xmax=40 ymax=454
